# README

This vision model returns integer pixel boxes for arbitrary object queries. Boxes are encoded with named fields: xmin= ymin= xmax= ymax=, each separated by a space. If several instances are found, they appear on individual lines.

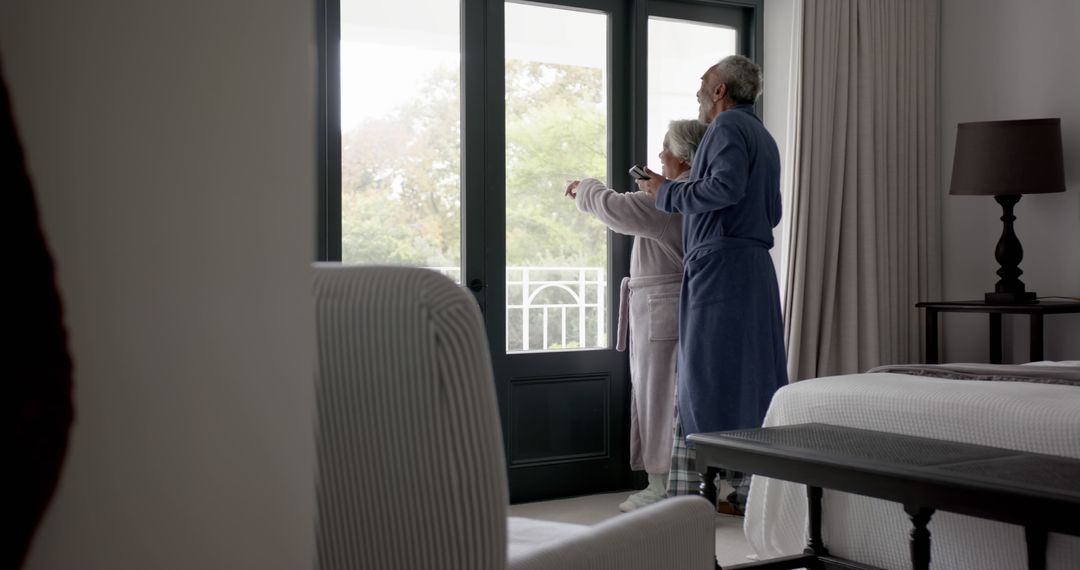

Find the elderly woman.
xmin=565 ymin=119 xmax=707 ymax=511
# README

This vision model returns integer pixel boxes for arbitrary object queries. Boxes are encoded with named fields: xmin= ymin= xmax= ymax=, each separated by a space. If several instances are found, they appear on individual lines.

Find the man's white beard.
xmin=697 ymin=93 xmax=712 ymax=124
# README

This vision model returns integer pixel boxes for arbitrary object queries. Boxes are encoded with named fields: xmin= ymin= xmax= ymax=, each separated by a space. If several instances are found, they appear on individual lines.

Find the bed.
xmin=743 ymin=362 xmax=1080 ymax=570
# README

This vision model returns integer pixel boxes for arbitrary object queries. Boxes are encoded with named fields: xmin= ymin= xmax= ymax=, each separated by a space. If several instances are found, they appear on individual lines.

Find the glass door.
xmin=503 ymin=2 xmax=610 ymax=354
xmin=335 ymin=0 xmax=463 ymax=279
xmin=645 ymin=18 xmax=737 ymax=172
xmin=640 ymin=1 xmax=758 ymax=164
xmin=489 ymin=0 xmax=635 ymax=502
xmin=325 ymin=0 xmax=634 ymax=503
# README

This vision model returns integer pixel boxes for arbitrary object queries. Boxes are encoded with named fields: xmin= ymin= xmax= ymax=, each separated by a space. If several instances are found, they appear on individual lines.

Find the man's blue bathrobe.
xmin=655 ymin=104 xmax=788 ymax=437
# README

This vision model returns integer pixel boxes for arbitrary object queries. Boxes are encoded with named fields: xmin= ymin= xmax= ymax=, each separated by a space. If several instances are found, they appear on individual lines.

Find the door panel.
xmin=507 ymin=373 xmax=610 ymax=466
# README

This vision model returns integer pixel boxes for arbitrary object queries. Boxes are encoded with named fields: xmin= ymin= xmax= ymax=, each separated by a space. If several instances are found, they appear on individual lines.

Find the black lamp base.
xmin=985 ymin=291 xmax=1037 ymax=305
xmin=985 ymin=195 xmax=1039 ymax=305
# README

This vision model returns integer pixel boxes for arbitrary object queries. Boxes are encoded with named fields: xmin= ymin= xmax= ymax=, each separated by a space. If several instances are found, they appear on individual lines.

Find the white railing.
xmin=428 ymin=266 xmax=607 ymax=353
xmin=507 ymin=266 xmax=606 ymax=352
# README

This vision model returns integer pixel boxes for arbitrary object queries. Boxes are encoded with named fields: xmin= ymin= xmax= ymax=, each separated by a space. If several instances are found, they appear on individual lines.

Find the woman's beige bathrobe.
xmin=576 ymin=176 xmax=684 ymax=474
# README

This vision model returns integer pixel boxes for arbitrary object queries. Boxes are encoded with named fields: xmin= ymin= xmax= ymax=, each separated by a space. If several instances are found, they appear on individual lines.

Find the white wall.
xmin=941 ymin=0 xmax=1080 ymax=362
xmin=763 ymin=0 xmax=795 ymax=163
xmin=0 ymin=1 xmax=316 ymax=568
xmin=764 ymin=0 xmax=797 ymax=280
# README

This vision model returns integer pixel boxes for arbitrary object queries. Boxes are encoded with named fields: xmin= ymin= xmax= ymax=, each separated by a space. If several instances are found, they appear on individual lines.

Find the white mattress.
xmin=743 ymin=372 xmax=1080 ymax=570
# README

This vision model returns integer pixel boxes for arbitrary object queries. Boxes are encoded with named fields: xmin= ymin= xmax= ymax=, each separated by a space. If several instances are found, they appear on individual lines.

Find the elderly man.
xmin=636 ymin=55 xmax=787 ymax=510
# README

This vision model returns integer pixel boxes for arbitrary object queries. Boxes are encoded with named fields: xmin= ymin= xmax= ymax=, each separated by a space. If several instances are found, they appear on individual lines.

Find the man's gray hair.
xmin=715 ymin=54 xmax=762 ymax=105
xmin=666 ymin=119 xmax=709 ymax=164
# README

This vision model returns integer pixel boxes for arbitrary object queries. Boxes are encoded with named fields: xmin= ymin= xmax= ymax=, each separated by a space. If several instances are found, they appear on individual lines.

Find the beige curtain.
xmin=783 ymin=0 xmax=942 ymax=381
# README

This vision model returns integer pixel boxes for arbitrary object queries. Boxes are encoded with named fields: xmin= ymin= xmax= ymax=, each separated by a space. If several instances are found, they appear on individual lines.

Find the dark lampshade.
xmin=950 ymin=118 xmax=1065 ymax=196
xmin=948 ymin=118 xmax=1067 ymax=304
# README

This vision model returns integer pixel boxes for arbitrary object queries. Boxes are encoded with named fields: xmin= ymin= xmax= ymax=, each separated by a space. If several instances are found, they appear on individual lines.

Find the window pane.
xmin=505 ymin=3 xmax=609 ymax=353
xmin=340 ymin=1 xmax=461 ymax=282
xmin=647 ymin=18 xmax=736 ymax=173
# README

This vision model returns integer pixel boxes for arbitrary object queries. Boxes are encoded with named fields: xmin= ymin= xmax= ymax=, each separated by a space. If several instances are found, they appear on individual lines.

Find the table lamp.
xmin=949 ymin=118 xmax=1066 ymax=304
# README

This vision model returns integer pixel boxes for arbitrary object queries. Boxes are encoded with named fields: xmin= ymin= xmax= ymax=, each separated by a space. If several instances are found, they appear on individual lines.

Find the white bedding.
xmin=744 ymin=372 xmax=1080 ymax=570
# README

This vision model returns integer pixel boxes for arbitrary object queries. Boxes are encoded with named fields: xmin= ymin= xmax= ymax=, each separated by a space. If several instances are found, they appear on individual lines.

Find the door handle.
xmin=466 ymin=279 xmax=486 ymax=314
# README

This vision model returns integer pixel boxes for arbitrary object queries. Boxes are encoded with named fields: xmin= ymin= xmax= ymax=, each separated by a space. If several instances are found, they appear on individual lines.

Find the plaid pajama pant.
xmin=666 ymin=403 xmax=749 ymax=510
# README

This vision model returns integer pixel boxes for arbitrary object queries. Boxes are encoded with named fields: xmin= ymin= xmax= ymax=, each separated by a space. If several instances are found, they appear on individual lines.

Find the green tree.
xmin=505 ymin=60 xmax=608 ymax=267
xmin=341 ymin=66 xmax=461 ymax=267
xmin=341 ymin=60 xmax=609 ymax=269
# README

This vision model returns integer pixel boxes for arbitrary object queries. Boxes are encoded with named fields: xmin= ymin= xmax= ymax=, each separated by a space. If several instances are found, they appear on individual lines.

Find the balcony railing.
xmin=429 ymin=266 xmax=607 ymax=353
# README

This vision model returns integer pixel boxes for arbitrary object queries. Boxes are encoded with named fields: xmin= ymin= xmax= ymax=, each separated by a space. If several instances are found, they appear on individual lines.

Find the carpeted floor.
xmin=508 ymin=491 xmax=758 ymax=567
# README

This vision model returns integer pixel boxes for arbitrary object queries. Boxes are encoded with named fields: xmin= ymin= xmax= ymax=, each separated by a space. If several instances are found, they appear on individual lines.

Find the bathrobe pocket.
xmin=647 ymin=292 xmax=679 ymax=341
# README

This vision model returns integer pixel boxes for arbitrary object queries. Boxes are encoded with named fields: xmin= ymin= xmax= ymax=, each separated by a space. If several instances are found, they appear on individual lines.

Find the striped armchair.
xmin=313 ymin=265 xmax=715 ymax=570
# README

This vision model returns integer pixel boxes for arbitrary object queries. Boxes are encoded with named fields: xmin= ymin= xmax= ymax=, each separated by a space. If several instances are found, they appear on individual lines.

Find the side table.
xmin=915 ymin=300 xmax=1080 ymax=364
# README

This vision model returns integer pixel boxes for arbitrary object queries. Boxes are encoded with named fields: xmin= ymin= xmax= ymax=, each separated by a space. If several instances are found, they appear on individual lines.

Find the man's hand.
xmin=564 ymin=180 xmax=580 ymax=199
xmin=635 ymin=167 xmax=666 ymax=195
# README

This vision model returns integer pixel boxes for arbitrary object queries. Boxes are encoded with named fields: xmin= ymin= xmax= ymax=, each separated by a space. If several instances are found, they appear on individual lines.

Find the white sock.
xmin=618 ymin=472 xmax=670 ymax=512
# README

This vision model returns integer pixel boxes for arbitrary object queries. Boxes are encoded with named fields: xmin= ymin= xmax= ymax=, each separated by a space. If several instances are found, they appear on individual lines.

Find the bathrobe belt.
xmin=684 ymin=236 xmax=769 ymax=265
xmin=616 ymin=272 xmax=683 ymax=352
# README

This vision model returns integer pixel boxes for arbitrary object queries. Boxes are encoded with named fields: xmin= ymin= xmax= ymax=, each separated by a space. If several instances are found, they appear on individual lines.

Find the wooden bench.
xmin=689 ymin=423 xmax=1080 ymax=570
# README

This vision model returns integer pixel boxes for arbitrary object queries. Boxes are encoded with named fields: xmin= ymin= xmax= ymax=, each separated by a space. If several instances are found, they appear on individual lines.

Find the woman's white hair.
xmin=715 ymin=54 xmax=762 ymax=105
xmin=666 ymin=119 xmax=709 ymax=165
